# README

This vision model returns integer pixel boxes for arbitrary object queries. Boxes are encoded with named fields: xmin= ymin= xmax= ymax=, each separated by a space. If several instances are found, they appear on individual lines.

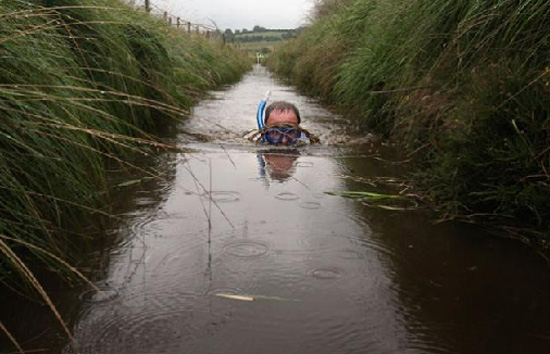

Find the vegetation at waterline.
xmin=267 ymin=0 xmax=550 ymax=252
xmin=0 ymin=0 xmax=249 ymax=303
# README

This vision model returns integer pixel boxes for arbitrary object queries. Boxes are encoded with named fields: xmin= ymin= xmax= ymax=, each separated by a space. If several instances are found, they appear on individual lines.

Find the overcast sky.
xmin=148 ymin=0 xmax=315 ymax=31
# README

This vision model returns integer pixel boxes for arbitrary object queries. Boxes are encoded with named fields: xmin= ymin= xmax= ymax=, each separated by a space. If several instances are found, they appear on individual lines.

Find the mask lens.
xmin=266 ymin=129 xmax=282 ymax=142
xmin=265 ymin=127 xmax=300 ymax=144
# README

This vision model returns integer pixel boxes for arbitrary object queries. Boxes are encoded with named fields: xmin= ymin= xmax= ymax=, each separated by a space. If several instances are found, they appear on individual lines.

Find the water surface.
xmin=2 ymin=65 xmax=550 ymax=354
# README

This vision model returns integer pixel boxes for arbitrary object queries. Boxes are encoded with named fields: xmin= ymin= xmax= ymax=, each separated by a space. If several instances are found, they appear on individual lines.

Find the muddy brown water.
xmin=2 ymin=65 xmax=550 ymax=354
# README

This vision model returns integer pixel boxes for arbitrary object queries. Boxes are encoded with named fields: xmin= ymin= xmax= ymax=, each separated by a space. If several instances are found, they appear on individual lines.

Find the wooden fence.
xmin=126 ymin=0 xmax=222 ymax=41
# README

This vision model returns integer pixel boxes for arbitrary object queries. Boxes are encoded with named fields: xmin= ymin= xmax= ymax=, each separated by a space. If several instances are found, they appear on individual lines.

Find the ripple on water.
xmin=299 ymin=201 xmax=321 ymax=210
xmin=295 ymin=161 xmax=315 ymax=168
xmin=337 ymin=249 xmax=365 ymax=260
xmin=133 ymin=197 xmax=158 ymax=207
xmin=130 ymin=214 xmax=160 ymax=231
xmin=76 ymin=306 xmax=195 ymax=354
xmin=201 ymin=191 xmax=240 ymax=203
xmin=275 ymin=192 xmax=300 ymax=201
xmin=80 ymin=286 xmax=119 ymax=303
xmin=311 ymin=268 xmax=343 ymax=280
xmin=223 ymin=240 xmax=269 ymax=258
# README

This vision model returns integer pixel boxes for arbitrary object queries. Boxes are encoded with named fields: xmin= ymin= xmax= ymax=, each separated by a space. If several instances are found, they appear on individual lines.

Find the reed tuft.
xmin=268 ymin=0 xmax=550 ymax=249
xmin=0 ymin=0 xmax=249 ymax=301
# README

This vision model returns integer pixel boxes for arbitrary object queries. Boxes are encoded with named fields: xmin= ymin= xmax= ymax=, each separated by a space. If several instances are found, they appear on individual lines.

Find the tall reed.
xmin=0 ymin=0 xmax=249 ymax=291
xmin=268 ymin=0 xmax=550 ymax=249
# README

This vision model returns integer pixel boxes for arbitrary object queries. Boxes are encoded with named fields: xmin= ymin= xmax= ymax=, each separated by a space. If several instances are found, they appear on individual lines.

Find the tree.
xmin=223 ymin=28 xmax=234 ymax=43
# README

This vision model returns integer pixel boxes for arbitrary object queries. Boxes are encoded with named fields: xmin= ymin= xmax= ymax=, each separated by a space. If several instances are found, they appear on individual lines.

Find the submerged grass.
xmin=0 ymin=0 xmax=249 ymax=340
xmin=268 ymin=0 xmax=550 ymax=252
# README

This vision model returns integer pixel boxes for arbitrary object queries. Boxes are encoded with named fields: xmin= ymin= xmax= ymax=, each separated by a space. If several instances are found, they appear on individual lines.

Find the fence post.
xmin=144 ymin=0 xmax=150 ymax=12
xmin=196 ymin=25 xmax=200 ymax=35
xmin=168 ymin=16 xmax=172 ymax=25
xmin=176 ymin=17 xmax=180 ymax=29
xmin=187 ymin=22 xmax=191 ymax=33
xmin=163 ymin=12 xmax=168 ymax=22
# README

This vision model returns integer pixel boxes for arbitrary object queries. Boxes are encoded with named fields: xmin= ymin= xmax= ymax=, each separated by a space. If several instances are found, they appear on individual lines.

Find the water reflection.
xmin=340 ymin=157 xmax=550 ymax=354
xmin=258 ymin=149 xmax=300 ymax=182
xmin=0 ymin=150 xmax=178 ymax=353
xmin=58 ymin=140 xmax=416 ymax=354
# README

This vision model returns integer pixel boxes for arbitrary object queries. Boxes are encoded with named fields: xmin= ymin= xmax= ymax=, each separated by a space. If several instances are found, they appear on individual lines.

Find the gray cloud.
xmin=147 ymin=0 xmax=313 ymax=30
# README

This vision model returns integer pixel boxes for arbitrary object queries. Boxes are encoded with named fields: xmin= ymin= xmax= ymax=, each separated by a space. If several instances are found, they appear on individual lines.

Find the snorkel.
xmin=256 ymin=91 xmax=271 ymax=131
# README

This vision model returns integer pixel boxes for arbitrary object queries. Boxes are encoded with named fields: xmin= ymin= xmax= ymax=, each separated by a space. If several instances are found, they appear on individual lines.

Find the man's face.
xmin=265 ymin=109 xmax=300 ymax=145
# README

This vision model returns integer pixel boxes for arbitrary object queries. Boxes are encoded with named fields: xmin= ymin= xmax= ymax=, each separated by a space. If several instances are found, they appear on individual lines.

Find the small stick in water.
xmin=215 ymin=293 xmax=255 ymax=302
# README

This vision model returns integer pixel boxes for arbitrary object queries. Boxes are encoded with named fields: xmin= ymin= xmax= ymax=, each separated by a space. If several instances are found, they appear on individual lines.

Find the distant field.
xmin=233 ymin=30 xmax=297 ymax=44
xmin=232 ymin=41 xmax=276 ymax=52
xmin=235 ymin=31 xmax=286 ymax=39
xmin=230 ymin=30 xmax=297 ymax=54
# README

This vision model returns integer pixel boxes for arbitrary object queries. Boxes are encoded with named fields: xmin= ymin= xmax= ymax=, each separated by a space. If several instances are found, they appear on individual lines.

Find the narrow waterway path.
xmin=3 ymin=65 xmax=549 ymax=354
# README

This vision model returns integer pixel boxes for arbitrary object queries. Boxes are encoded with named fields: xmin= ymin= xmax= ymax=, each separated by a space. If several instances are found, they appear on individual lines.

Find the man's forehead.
xmin=271 ymin=108 xmax=297 ymax=115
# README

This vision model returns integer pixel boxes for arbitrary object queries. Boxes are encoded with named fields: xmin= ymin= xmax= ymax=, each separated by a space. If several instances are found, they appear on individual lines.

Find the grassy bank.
xmin=267 ymin=0 xmax=550 ymax=251
xmin=0 ymin=0 xmax=249 ymax=294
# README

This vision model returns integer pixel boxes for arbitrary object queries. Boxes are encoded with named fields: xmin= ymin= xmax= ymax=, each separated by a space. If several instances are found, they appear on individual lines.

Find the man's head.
xmin=264 ymin=101 xmax=300 ymax=126
xmin=263 ymin=101 xmax=301 ymax=145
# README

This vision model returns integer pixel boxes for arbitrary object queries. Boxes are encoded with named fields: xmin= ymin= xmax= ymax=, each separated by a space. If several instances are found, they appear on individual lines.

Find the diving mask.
xmin=264 ymin=125 xmax=301 ymax=145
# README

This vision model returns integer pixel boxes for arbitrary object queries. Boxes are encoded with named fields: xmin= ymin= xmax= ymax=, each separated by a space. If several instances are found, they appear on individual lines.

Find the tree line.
xmin=223 ymin=26 xmax=301 ymax=43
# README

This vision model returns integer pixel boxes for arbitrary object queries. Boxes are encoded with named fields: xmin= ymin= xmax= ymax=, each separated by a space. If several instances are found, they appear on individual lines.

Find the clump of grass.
xmin=268 ymin=0 xmax=550 ymax=247
xmin=0 ymin=0 xmax=249 ymax=323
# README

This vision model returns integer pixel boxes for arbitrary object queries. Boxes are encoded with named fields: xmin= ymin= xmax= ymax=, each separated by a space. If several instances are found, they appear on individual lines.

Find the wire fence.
xmin=125 ymin=0 xmax=222 ymax=40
